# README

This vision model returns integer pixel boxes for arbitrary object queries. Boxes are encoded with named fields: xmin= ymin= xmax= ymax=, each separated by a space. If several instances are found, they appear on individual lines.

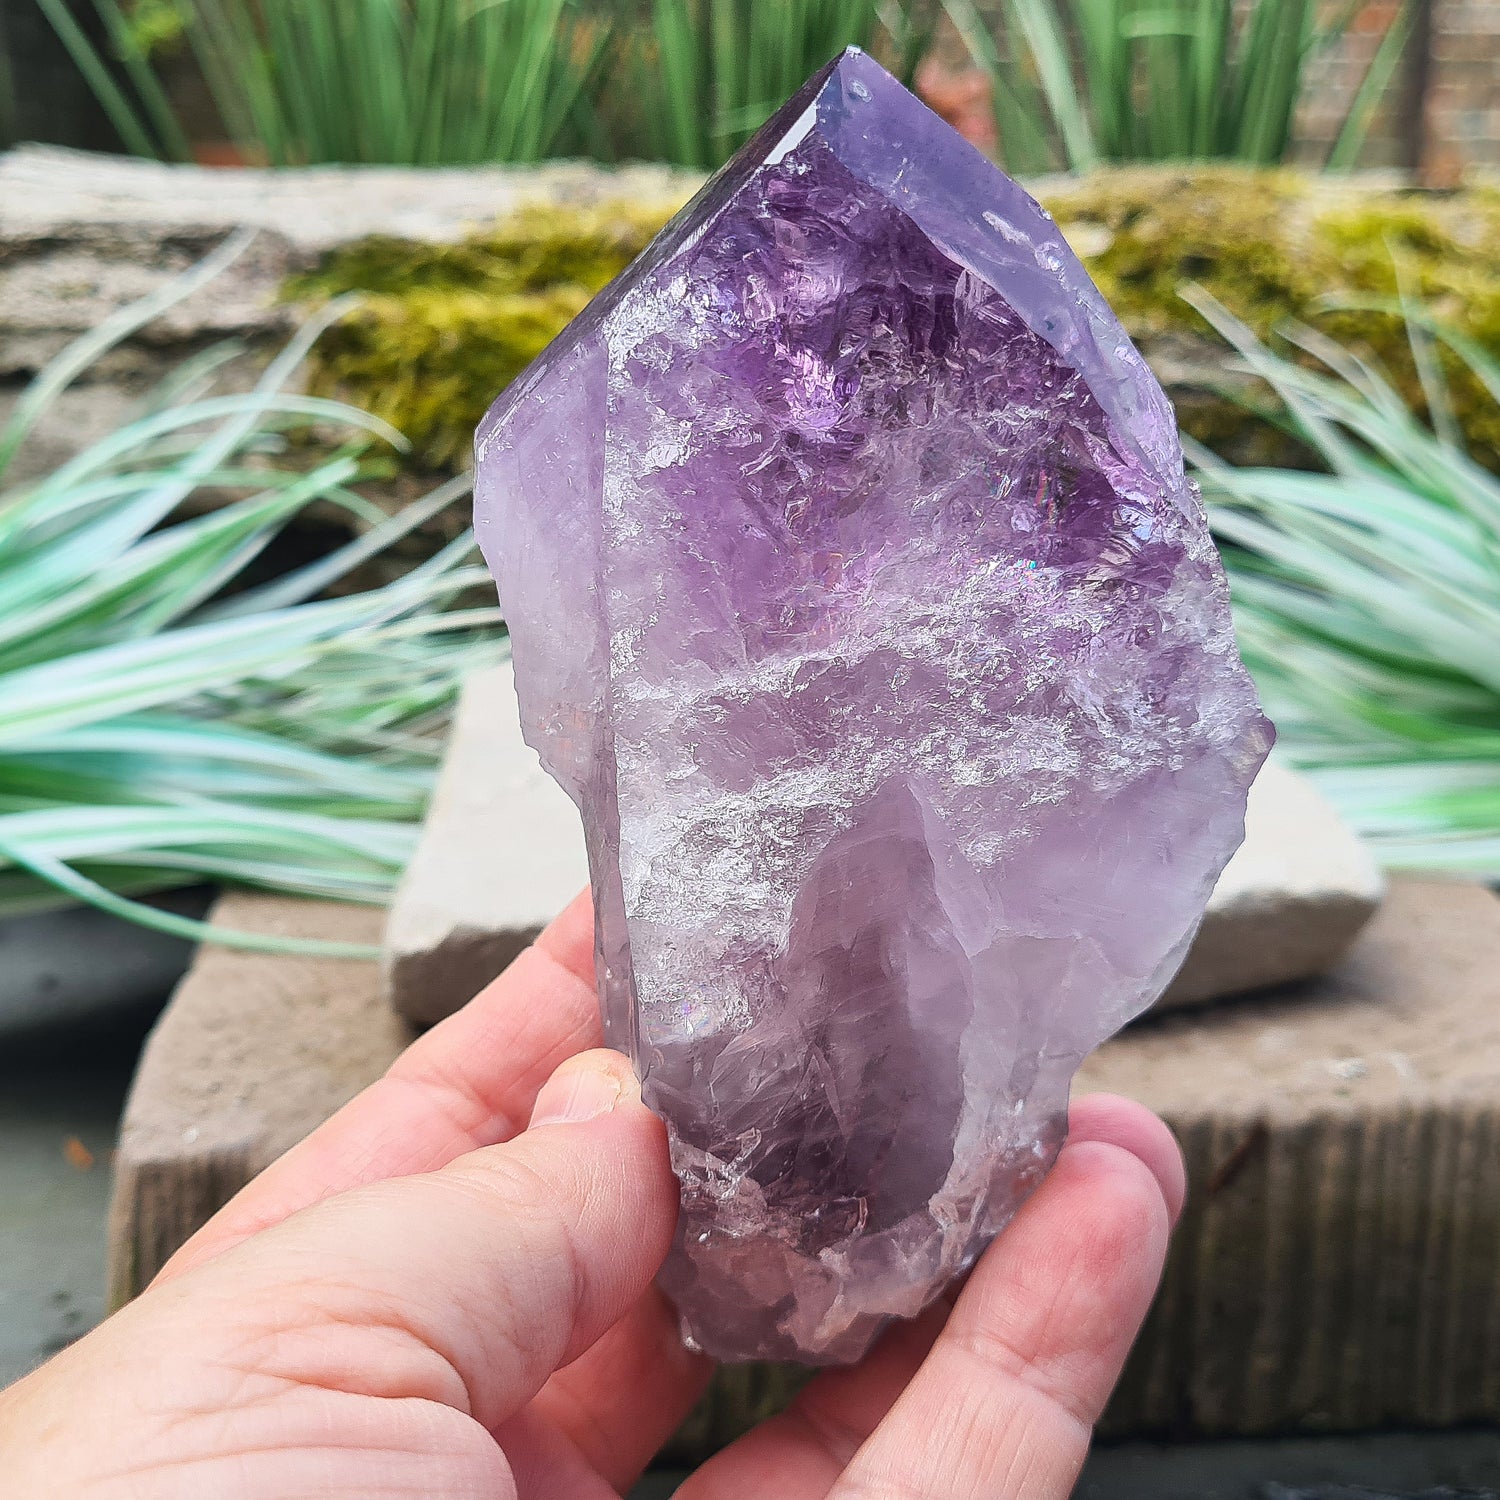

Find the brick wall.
xmin=1424 ymin=0 xmax=1500 ymax=177
xmin=1292 ymin=0 xmax=1417 ymax=169
xmin=1294 ymin=0 xmax=1500 ymax=178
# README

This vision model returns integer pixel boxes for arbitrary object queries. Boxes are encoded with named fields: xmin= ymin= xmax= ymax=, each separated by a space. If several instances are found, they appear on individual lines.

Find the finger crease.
xmin=949 ymin=1319 xmax=1098 ymax=1435
xmin=775 ymin=1398 xmax=862 ymax=1471
xmin=387 ymin=1066 xmax=521 ymax=1153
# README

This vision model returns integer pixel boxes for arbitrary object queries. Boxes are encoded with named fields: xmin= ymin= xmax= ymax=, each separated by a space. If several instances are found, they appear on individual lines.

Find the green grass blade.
xmin=0 ymin=838 xmax=382 ymax=957
xmin=1326 ymin=0 xmax=1412 ymax=169
xmin=34 ymin=0 xmax=162 ymax=156
xmin=0 ymin=229 xmax=255 ymax=481
xmin=92 ymin=0 xmax=194 ymax=159
xmin=1192 ymin=295 xmax=1500 ymax=875
xmin=1005 ymin=0 xmax=1100 ymax=169
xmin=0 ymin=243 xmax=503 ymax=938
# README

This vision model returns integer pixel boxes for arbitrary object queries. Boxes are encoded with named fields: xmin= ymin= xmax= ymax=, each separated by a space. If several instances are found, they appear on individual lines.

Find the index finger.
xmin=156 ymin=886 xmax=602 ymax=1282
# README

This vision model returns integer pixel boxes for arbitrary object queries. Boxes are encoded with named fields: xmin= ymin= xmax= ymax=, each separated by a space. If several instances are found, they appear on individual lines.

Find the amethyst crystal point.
xmin=475 ymin=48 xmax=1272 ymax=1365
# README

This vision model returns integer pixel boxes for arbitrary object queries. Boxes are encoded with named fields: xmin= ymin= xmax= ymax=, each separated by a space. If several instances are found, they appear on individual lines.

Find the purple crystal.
xmin=475 ymin=48 xmax=1272 ymax=1365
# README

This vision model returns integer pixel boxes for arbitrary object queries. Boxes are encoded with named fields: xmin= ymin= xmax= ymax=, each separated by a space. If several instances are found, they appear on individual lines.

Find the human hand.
xmin=0 ymin=890 xmax=1183 ymax=1499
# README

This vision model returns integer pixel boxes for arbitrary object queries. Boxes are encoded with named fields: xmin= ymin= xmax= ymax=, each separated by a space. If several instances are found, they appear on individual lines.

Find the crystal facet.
xmin=475 ymin=49 xmax=1273 ymax=1365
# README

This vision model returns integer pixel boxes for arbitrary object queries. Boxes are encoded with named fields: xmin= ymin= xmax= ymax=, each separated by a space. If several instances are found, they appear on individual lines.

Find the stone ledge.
xmin=0 ymin=145 xmax=696 ymax=362
xmin=382 ymin=660 xmax=588 ymax=1028
xmin=106 ymin=894 xmax=408 ymax=1307
xmin=0 ymin=145 xmax=699 ymax=254
xmin=107 ymin=875 xmax=1500 ymax=1448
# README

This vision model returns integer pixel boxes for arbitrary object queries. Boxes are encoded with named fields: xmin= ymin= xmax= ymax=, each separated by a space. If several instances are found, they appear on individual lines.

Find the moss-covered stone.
xmin=1047 ymin=167 xmax=1328 ymax=340
xmin=286 ymin=168 xmax=1500 ymax=472
xmin=289 ymin=200 xmax=686 ymax=468
xmin=1045 ymin=166 xmax=1500 ymax=467
xmin=306 ymin=284 xmax=597 ymax=469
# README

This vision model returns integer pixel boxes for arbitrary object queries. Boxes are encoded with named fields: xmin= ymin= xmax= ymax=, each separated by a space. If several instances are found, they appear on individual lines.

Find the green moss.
xmin=306 ymin=285 xmax=595 ymax=469
xmin=1044 ymin=167 xmax=1327 ymax=341
xmin=290 ymin=200 xmax=684 ymax=468
xmin=1312 ymin=188 xmax=1500 ymax=464
xmin=1043 ymin=167 xmax=1500 ymax=468
xmin=287 ymin=171 xmax=1500 ymax=473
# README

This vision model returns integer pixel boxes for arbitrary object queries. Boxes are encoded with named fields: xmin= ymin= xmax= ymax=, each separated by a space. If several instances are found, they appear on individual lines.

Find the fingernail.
xmin=528 ymin=1053 xmax=633 ymax=1128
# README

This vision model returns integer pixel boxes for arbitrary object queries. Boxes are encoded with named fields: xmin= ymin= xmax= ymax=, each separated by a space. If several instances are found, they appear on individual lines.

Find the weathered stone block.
xmin=1159 ymin=759 xmax=1384 ymax=1010
xmin=1089 ymin=876 xmax=1500 ymax=1435
xmin=111 ymin=876 xmax=1500 ymax=1451
xmin=381 ymin=661 xmax=588 ymax=1029
xmin=106 ymin=894 xmax=408 ymax=1306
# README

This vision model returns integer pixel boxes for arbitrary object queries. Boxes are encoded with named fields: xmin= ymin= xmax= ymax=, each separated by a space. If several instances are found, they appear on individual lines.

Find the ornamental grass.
xmin=0 ymin=235 xmax=502 ymax=954
xmin=1192 ymin=290 xmax=1500 ymax=876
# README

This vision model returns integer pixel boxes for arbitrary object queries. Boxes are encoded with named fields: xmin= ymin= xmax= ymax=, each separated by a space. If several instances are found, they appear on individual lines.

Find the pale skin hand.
xmin=0 ymin=890 xmax=1184 ymax=1500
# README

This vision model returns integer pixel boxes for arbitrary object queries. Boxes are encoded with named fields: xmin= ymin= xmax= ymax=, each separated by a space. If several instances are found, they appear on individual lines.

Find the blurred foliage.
xmin=1191 ymin=293 xmax=1500 ymax=874
xmin=39 ymin=0 xmax=610 ymax=164
xmin=289 ymin=200 xmax=683 ymax=468
xmin=0 ymin=236 xmax=502 ymax=948
xmin=618 ymin=0 xmax=931 ymax=168
xmin=41 ymin=0 xmax=1414 ymax=171
xmin=121 ymin=0 xmax=187 ymax=56
xmin=42 ymin=0 xmax=935 ymax=167
xmin=289 ymin=169 xmax=1500 ymax=474
xmin=941 ymin=0 xmax=1410 ymax=173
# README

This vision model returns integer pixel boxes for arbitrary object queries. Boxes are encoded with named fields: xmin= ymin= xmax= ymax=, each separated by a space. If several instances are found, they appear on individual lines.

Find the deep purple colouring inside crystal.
xmin=475 ymin=48 xmax=1272 ymax=1364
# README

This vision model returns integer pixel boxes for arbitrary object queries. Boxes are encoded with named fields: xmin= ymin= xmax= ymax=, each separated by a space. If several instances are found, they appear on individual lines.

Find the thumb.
xmin=152 ymin=1048 xmax=679 ymax=1433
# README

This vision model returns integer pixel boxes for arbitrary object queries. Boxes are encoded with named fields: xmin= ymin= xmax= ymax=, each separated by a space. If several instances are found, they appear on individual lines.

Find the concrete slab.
xmin=0 ymin=1031 xmax=140 ymax=1387
xmin=1159 ymin=758 xmax=1383 ymax=1009
xmin=382 ymin=661 xmax=588 ymax=1029
xmin=0 ymin=891 xmax=210 ymax=1038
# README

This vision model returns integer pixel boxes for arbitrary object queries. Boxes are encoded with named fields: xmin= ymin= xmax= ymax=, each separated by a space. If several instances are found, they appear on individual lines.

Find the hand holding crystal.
xmin=0 ymin=892 xmax=1182 ymax=1499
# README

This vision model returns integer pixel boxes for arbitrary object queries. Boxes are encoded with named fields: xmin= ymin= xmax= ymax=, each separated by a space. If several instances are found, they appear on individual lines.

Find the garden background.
xmin=2 ymin=2 xmax=1500 ymax=1495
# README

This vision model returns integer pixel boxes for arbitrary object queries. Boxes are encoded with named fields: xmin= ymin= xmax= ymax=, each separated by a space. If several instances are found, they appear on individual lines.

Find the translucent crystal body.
xmin=475 ymin=48 xmax=1272 ymax=1364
